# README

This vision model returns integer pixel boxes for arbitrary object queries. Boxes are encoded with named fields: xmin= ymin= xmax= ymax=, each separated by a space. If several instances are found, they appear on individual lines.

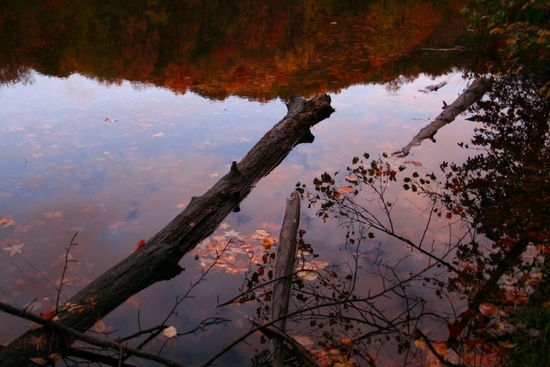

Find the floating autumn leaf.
xmin=28 ymin=358 xmax=47 ymax=365
xmin=340 ymin=337 xmax=352 ymax=345
xmin=125 ymin=295 xmax=140 ymax=309
xmin=404 ymin=161 xmax=422 ymax=166
xmin=2 ymin=243 xmax=25 ymax=256
xmin=414 ymin=338 xmax=452 ymax=367
xmin=152 ymin=131 xmax=166 ymax=138
xmin=259 ymin=221 xmax=281 ymax=231
xmin=197 ymin=226 xmax=281 ymax=274
xmin=94 ymin=317 xmax=107 ymax=333
xmin=505 ymin=292 xmax=529 ymax=304
xmin=293 ymin=335 xmax=315 ymax=349
xmin=311 ymin=347 xmax=359 ymax=367
xmin=0 ymin=218 xmax=15 ymax=227
xmin=28 ymin=335 xmax=48 ymax=350
xmin=262 ymin=238 xmax=274 ymax=249
xmin=498 ymin=340 xmax=517 ymax=349
xmin=163 ymin=325 xmax=178 ymax=338
xmin=343 ymin=175 xmax=359 ymax=182
xmin=224 ymin=229 xmax=241 ymax=237
xmin=491 ymin=320 xmax=516 ymax=336
xmin=251 ymin=229 xmax=270 ymax=239
xmin=297 ymin=270 xmax=318 ymax=281
xmin=306 ymin=260 xmax=329 ymax=270
xmin=296 ymin=258 xmax=329 ymax=281
xmin=479 ymin=302 xmax=505 ymax=317
xmin=337 ymin=186 xmax=355 ymax=195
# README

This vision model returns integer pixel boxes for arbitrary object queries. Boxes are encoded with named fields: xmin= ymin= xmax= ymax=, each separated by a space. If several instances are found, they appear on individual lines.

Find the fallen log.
xmin=0 ymin=94 xmax=334 ymax=366
xmin=271 ymin=191 xmax=300 ymax=367
xmin=393 ymin=78 xmax=489 ymax=157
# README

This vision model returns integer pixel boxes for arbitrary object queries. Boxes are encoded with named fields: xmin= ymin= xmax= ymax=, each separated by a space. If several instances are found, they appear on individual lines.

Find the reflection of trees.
xmin=429 ymin=74 xmax=549 ymax=360
xmin=240 ymin=74 xmax=547 ymax=365
xmin=0 ymin=0 xmax=470 ymax=100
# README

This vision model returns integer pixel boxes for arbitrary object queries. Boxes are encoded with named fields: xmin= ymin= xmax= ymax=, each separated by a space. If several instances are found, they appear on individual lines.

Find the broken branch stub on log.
xmin=0 ymin=94 xmax=334 ymax=366
xmin=393 ymin=78 xmax=489 ymax=157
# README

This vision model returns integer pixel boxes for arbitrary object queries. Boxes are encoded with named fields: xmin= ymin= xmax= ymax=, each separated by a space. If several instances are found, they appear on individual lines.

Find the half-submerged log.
xmin=0 ymin=94 xmax=334 ymax=366
xmin=393 ymin=78 xmax=489 ymax=157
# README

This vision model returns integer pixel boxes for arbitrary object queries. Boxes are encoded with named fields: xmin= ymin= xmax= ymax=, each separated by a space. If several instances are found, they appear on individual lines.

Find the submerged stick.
xmin=393 ymin=78 xmax=489 ymax=157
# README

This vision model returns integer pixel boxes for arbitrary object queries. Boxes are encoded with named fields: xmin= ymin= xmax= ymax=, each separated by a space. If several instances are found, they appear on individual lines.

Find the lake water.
xmin=0 ymin=1 xmax=502 ymax=366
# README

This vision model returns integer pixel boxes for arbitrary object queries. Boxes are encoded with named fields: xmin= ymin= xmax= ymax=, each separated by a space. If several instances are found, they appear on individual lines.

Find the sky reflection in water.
xmin=0 ymin=70 xmax=478 ymax=362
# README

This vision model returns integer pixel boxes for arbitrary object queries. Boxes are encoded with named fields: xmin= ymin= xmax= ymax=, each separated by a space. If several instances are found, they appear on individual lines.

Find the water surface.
xmin=0 ymin=1 xmax=493 ymax=365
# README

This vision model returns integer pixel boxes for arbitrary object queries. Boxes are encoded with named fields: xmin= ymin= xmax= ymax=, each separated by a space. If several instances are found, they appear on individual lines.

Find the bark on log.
xmin=271 ymin=191 xmax=301 ymax=367
xmin=393 ymin=78 xmax=489 ymax=157
xmin=0 ymin=94 xmax=334 ymax=366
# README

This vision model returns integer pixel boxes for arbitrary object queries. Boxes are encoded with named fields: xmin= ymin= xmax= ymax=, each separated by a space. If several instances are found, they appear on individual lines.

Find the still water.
xmin=0 ymin=69 xmax=477 ymax=363
xmin=0 ymin=1 xmax=494 ymax=365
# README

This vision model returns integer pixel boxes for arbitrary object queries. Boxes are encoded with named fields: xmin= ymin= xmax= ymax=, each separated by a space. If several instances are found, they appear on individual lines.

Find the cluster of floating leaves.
xmin=194 ymin=222 xmax=330 ymax=281
xmin=194 ymin=222 xmax=281 ymax=275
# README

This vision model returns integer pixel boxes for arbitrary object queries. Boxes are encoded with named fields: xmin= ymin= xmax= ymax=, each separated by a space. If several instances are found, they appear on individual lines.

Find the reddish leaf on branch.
xmin=134 ymin=239 xmax=146 ymax=252
xmin=40 ymin=310 xmax=56 ymax=319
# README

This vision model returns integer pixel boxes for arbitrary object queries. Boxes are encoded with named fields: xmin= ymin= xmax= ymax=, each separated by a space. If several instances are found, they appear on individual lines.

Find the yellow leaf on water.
xmin=49 ymin=353 xmax=62 ymax=362
xmin=262 ymin=238 xmax=273 ymax=249
xmin=297 ymin=270 xmax=318 ymax=281
xmin=0 ymin=218 xmax=15 ymax=227
xmin=498 ymin=340 xmax=517 ymax=348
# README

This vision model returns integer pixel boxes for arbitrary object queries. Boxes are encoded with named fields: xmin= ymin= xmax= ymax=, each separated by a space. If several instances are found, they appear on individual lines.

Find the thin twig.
xmin=0 ymin=301 xmax=190 ymax=367
xmin=202 ymin=260 xmax=451 ymax=367
xmin=121 ymin=239 xmax=233 ymax=360
xmin=55 ymin=232 xmax=79 ymax=313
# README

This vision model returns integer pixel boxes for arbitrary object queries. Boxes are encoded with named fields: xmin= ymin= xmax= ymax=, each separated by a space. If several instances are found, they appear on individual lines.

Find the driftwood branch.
xmin=393 ymin=78 xmax=489 ymax=157
xmin=270 ymin=191 xmax=301 ymax=367
xmin=0 ymin=94 xmax=334 ymax=366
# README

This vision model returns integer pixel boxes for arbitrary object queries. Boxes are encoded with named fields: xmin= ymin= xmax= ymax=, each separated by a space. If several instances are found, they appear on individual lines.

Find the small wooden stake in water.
xmin=271 ymin=190 xmax=301 ymax=367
